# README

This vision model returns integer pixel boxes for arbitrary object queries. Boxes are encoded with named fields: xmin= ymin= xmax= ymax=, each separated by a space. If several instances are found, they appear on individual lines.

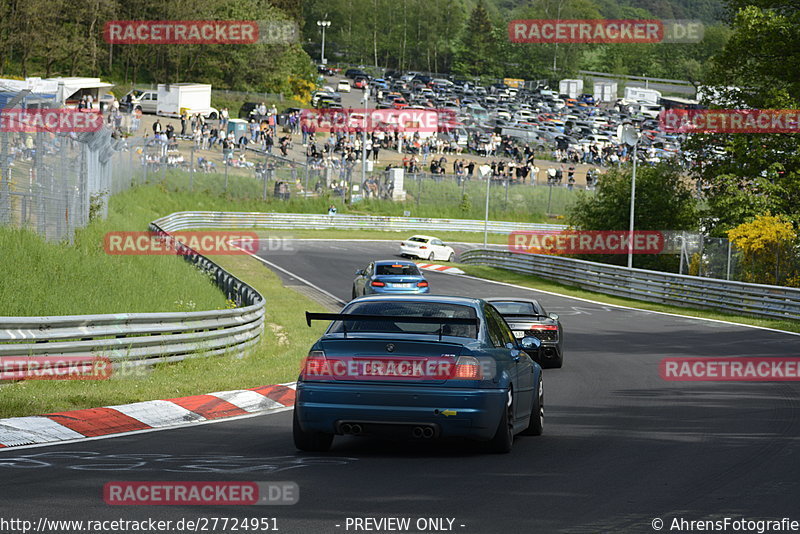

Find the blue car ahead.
xmin=351 ymin=260 xmax=429 ymax=299
xmin=294 ymin=295 xmax=543 ymax=454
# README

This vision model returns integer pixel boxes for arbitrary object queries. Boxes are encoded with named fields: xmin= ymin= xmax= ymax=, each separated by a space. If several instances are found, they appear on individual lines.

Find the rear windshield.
xmin=408 ymin=237 xmax=428 ymax=243
xmin=376 ymin=264 xmax=420 ymax=276
xmin=329 ymin=301 xmax=478 ymax=338
xmin=491 ymin=301 xmax=540 ymax=316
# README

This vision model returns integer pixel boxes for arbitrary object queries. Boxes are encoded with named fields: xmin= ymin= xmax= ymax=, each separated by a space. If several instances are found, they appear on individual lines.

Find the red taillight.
xmin=530 ymin=325 xmax=559 ymax=331
xmin=417 ymin=281 xmax=429 ymax=287
xmin=419 ymin=245 xmax=427 ymax=249
xmin=371 ymin=280 xmax=386 ymax=287
xmin=301 ymin=351 xmax=332 ymax=378
xmin=451 ymin=356 xmax=482 ymax=380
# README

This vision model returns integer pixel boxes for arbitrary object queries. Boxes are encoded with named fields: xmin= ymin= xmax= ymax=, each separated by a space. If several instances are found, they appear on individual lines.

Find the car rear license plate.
xmin=392 ymin=283 xmax=412 ymax=288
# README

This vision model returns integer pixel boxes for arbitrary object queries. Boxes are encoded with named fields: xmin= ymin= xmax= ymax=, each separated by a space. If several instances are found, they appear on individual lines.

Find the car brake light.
xmin=417 ymin=281 xmax=429 ymax=287
xmin=452 ymin=355 xmax=482 ymax=380
xmin=301 ymin=350 xmax=332 ymax=378
xmin=419 ymin=245 xmax=427 ymax=249
xmin=371 ymin=280 xmax=386 ymax=287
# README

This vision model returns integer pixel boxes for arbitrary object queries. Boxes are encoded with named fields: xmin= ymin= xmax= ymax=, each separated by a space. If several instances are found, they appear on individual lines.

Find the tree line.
xmin=0 ymin=0 xmax=314 ymax=93
xmin=301 ymin=0 xmax=731 ymax=83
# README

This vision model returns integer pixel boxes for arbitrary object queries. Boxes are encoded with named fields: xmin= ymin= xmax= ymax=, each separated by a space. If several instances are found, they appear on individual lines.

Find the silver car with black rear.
xmin=485 ymin=298 xmax=563 ymax=369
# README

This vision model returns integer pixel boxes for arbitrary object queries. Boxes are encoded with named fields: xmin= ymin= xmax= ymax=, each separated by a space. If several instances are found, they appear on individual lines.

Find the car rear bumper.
xmin=400 ymin=246 xmax=426 ymax=258
xmin=367 ymin=285 xmax=430 ymax=295
xmin=295 ymin=382 xmax=506 ymax=440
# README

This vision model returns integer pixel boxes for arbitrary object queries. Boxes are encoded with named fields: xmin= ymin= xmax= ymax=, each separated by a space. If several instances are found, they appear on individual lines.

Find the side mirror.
xmin=548 ymin=313 xmax=559 ymax=321
xmin=520 ymin=336 xmax=541 ymax=350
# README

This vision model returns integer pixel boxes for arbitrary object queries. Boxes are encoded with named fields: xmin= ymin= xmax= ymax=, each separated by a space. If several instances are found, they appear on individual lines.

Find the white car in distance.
xmin=337 ymin=80 xmax=351 ymax=93
xmin=400 ymin=235 xmax=455 ymax=262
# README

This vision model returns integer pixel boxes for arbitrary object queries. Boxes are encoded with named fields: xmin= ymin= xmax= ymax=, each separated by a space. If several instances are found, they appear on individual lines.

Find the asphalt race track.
xmin=1 ymin=240 xmax=798 ymax=533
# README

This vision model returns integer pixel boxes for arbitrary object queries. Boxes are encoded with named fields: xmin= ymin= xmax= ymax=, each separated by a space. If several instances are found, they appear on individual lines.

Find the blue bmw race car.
xmin=294 ymin=295 xmax=543 ymax=453
xmin=352 ymin=260 xmax=430 ymax=299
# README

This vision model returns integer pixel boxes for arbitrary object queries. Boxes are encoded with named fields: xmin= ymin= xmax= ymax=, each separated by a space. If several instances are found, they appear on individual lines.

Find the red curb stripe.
xmin=167 ymin=394 xmax=248 ymax=419
xmin=47 ymin=408 xmax=151 ymax=437
xmin=249 ymin=384 xmax=296 ymax=406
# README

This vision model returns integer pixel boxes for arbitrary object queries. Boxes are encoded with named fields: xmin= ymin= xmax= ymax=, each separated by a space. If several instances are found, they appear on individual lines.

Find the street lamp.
xmin=316 ymin=20 xmax=331 ymax=65
xmin=618 ymin=122 xmax=640 ymax=269
xmin=360 ymin=86 xmax=370 ymax=201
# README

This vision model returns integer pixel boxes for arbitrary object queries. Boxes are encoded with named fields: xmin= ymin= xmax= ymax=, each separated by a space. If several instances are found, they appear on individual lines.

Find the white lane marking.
xmin=0 ymin=417 xmax=84 ymax=447
xmin=247 ymin=254 xmax=347 ymax=306
xmin=210 ymin=390 xmax=284 ymax=412
xmin=109 ymin=400 xmax=204 ymax=427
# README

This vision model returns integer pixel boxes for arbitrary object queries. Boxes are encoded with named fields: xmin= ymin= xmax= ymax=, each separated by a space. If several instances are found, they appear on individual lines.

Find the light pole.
xmin=618 ymin=122 xmax=640 ymax=269
xmin=627 ymin=137 xmax=640 ymax=268
xmin=316 ymin=20 xmax=331 ymax=65
xmin=361 ymin=86 xmax=369 ymax=200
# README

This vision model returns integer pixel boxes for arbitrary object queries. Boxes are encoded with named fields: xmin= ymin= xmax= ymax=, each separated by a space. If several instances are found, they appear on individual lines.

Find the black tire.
xmin=447 ymin=253 xmax=455 ymax=262
xmin=208 ymin=112 xmax=218 ymax=120
xmin=521 ymin=375 xmax=544 ymax=436
xmin=292 ymin=409 xmax=333 ymax=452
xmin=428 ymin=251 xmax=435 ymax=261
xmin=486 ymin=389 xmax=514 ymax=453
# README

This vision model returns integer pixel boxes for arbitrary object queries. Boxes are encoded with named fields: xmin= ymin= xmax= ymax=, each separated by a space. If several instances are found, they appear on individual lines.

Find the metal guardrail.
xmin=0 ymin=221 xmax=265 ymax=370
xmin=460 ymin=249 xmax=800 ymax=321
xmin=153 ymin=211 xmax=567 ymax=234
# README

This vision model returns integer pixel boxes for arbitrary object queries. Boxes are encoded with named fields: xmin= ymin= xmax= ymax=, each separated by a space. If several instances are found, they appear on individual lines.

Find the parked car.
xmin=337 ymin=80 xmax=351 ymax=93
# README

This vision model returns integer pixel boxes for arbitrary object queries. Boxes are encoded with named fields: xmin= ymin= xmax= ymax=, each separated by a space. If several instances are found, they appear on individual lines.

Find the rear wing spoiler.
xmin=305 ymin=312 xmax=480 ymax=341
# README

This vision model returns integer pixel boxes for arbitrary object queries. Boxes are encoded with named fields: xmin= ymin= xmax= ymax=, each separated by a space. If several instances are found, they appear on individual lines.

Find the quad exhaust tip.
xmin=412 ymin=426 xmax=435 ymax=438
xmin=341 ymin=423 xmax=362 ymax=435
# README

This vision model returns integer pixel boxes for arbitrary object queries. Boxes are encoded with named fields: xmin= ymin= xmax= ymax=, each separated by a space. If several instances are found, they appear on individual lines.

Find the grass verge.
xmin=0 ymin=252 xmax=327 ymax=419
xmin=457 ymin=264 xmax=800 ymax=334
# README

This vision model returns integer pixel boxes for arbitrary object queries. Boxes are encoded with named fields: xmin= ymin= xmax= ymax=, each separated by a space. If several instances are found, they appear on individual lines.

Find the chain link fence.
xmin=0 ymin=91 xmax=123 ymax=243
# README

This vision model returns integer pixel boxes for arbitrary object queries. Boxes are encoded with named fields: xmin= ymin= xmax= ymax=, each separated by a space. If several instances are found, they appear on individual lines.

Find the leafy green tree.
xmin=453 ymin=1 xmax=502 ymax=77
xmin=685 ymin=3 xmax=800 ymax=235
xmin=567 ymin=163 xmax=699 ymax=271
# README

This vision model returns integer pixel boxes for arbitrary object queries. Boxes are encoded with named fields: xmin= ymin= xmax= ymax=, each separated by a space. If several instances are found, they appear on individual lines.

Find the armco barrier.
xmin=151 ymin=211 xmax=567 ymax=234
xmin=0 ymin=223 xmax=264 ymax=370
xmin=459 ymin=249 xmax=800 ymax=321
